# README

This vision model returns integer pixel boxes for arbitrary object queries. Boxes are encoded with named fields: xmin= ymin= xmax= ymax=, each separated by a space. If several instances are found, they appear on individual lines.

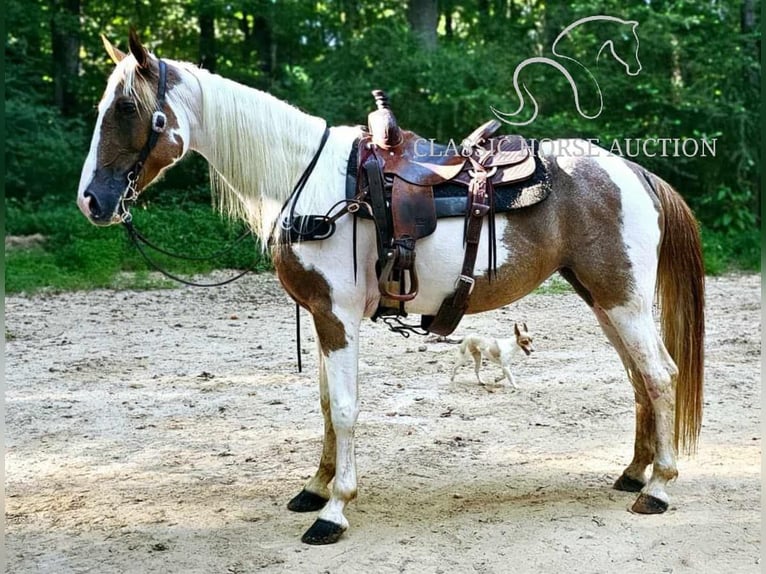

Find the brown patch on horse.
xmin=465 ymin=199 xmax=561 ymax=314
xmin=96 ymin=60 xmax=184 ymax=193
xmin=466 ymin=155 xmax=635 ymax=313
xmin=558 ymin=267 xmax=594 ymax=307
xmin=272 ymin=245 xmax=348 ymax=355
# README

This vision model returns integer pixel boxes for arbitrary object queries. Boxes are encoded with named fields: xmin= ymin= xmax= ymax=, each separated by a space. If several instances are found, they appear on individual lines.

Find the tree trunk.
xmin=341 ymin=0 xmax=359 ymax=41
xmin=441 ymin=0 xmax=456 ymax=39
xmin=740 ymin=0 xmax=760 ymax=221
xmin=741 ymin=0 xmax=759 ymax=89
xmin=407 ymin=0 xmax=439 ymax=50
xmin=252 ymin=15 xmax=274 ymax=75
xmin=50 ymin=0 xmax=80 ymax=115
xmin=198 ymin=4 xmax=216 ymax=73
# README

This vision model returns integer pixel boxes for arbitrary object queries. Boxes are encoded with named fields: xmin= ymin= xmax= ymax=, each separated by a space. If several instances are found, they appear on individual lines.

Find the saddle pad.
xmin=432 ymin=151 xmax=551 ymax=217
xmin=345 ymin=139 xmax=551 ymax=219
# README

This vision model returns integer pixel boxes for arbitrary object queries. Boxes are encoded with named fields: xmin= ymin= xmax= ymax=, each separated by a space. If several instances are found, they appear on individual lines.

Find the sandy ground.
xmin=5 ymin=272 xmax=761 ymax=574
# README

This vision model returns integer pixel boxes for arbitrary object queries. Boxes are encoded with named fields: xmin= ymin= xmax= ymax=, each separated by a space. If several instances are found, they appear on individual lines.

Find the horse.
xmin=76 ymin=31 xmax=705 ymax=545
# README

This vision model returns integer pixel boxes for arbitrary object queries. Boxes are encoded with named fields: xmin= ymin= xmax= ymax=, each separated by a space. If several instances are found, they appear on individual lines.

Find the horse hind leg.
xmin=287 ymin=348 xmax=335 ymax=513
xmin=591 ymin=306 xmax=656 ymax=493
xmin=603 ymin=301 xmax=680 ymax=514
xmin=561 ymin=268 xmax=656 ymax=493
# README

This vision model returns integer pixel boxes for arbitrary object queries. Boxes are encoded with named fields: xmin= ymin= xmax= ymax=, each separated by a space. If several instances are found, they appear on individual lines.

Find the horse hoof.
xmin=631 ymin=493 xmax=668 ymax=514
xmin=287 ymin=489 xmax=328 ymax=513
xmin=301 ymin=518 xmax=345 ymax=545
xmin=613 ymin=473 xmax=645 ymax=493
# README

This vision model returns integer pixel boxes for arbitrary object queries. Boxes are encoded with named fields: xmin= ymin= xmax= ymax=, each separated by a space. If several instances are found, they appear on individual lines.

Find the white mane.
xmin=121 ymin=58 xmax=327 ymax=242
xmin=192 ymin=70 xmax=326 ymax=239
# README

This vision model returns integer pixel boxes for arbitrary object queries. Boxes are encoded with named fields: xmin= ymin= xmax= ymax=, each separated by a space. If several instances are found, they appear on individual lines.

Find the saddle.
xmin=357 ymin=90 xmax=548 ymax=336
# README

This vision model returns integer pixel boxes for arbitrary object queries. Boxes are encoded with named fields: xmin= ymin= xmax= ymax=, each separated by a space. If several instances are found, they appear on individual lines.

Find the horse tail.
xmin=649 ymin=171 xmax=705 ymax=455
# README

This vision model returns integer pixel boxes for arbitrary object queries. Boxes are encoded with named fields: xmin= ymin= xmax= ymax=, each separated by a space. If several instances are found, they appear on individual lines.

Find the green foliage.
xmin=4 ymin=0 xmax=760 ymax=293
xmin=533 ymin=276 xmax=575 ymax=296
xmin=697 ymin=185 xmax=758 ymax=234
xmin=5 ymin=98 xmax=89 ymax=202
xmin=5 ymin=200 xmax=271 ymax=295
xmin=700 ymin=227 xmax=761 ymax=275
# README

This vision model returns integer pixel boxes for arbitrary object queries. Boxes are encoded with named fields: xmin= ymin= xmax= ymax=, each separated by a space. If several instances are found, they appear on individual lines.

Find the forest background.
xmin=5 ymin=0 xmax=761 ymax=293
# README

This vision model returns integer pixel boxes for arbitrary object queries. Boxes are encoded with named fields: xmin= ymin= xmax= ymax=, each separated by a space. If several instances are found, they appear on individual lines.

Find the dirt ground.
xmin=5 ymin=272 xmax=761 ymax=573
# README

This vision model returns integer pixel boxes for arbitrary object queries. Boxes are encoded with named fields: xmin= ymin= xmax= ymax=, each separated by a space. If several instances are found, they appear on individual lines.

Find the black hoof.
xmin=631 ymin=493 xmax=669 ymax=514
xmin=287 ymin=489 xmax=328 ymax=513
xmin=613 ymin=473 xmax=645 ymax=493
xmin=301 ymin=518 xmax=345 ymax=545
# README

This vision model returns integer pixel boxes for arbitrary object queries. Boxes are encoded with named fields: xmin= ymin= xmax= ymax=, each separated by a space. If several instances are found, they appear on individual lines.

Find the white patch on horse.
xmin=402 ymin=216 xmax=511 ymax=316
xmin=593 ymin=151 xmax=661 ymax=298
xmin=76 ymin=79 xmax=118 ymax=213
xmin=538 ymin=138 xmax=593 ymax=175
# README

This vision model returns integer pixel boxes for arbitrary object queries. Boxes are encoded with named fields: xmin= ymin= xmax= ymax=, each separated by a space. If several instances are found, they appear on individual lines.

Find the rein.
xmin=114 ymin=59 xmax=335 ymax=373
xmin=122 ymin=219 xmax=257 ymax=288
xmin=115 ymin=58 xmax=257 ymax=287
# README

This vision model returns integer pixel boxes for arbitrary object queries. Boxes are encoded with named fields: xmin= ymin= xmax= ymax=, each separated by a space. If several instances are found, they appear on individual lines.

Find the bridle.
xmin=113 ymin=57 xmax=336 ymax=294
xmin=111 ymin=58 xmax=337 ymax=370
xmin=115 ymin=57 xmax=258 ymax=288
xmin=118 ymin=59 xmax=169 ymax=223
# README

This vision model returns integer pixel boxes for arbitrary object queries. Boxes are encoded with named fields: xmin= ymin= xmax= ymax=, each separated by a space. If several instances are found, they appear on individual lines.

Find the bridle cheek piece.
xmin=118 ymin=59 xmax=169 ymax=223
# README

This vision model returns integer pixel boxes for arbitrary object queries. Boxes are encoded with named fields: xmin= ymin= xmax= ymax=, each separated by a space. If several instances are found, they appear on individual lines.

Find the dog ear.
xmin=514 ymin=323 xmax=520 ymax=336
xmin=523 ymin=322 xmax=528 ymax=332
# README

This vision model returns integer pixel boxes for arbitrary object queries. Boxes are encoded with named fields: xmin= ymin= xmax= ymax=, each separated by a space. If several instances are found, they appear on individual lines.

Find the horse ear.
xmin=101 ymin=35 xmax=125 ymax=64
xmin=514 ymin=323 xmax=520 ymax=336
xmin=128 ymin=28 xmax=149 ymax=69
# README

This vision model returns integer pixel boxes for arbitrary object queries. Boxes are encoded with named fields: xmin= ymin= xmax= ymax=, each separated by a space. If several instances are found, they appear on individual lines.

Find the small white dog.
xmin=450 ymin=323 xmax=534 ymax=388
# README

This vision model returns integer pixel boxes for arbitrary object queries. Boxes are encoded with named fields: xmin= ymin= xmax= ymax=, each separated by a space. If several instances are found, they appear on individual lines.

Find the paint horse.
xmin=77 ymin=32 xmax=705 ymax=545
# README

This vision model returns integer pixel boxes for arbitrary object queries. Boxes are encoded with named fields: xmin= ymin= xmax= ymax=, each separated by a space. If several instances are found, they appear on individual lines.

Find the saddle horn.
xmin=368 ymin=90 xmax=403 ymax=150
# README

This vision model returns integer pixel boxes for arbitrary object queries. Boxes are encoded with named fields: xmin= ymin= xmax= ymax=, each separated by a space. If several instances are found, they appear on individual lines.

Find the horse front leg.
xmin=301 ymin=311 xmax=361 ymax=545
xmin=287 ymin=348 xmax=335 ymax=512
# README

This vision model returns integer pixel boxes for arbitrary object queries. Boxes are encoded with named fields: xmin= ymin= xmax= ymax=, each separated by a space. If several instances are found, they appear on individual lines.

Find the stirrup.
xmin=378 ymin=247 xmax=419 ymax=302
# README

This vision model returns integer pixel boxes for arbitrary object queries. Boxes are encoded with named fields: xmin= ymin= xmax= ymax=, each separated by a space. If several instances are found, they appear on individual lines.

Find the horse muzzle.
xmin=79 ymin=170 xmax=128 ymax=226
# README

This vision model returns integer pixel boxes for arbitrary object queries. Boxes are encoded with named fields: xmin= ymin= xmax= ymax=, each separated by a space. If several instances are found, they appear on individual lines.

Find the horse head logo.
xmin=492 ymin=15 xmax=642 ymax=126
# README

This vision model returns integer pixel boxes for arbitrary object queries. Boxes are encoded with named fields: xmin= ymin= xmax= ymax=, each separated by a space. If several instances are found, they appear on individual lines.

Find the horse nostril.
xmin=77 ymin=194 xmax=92 ymax=217
xmin=83 ymin=191 xmax=103 ymax=218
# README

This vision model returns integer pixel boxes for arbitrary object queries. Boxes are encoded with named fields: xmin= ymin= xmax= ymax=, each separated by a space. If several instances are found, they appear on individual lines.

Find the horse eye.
xmin=117 ymin=99 xmax=137 ymax=115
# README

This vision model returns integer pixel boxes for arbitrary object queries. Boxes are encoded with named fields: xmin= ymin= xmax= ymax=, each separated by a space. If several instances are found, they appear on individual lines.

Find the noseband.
xmin=119 ymin=59 xmax=168 ymax=222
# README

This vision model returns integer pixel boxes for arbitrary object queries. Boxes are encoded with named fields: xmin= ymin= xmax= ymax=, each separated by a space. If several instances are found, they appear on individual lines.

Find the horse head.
xmin=77 ymin=30 xmax=194 ymax=225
